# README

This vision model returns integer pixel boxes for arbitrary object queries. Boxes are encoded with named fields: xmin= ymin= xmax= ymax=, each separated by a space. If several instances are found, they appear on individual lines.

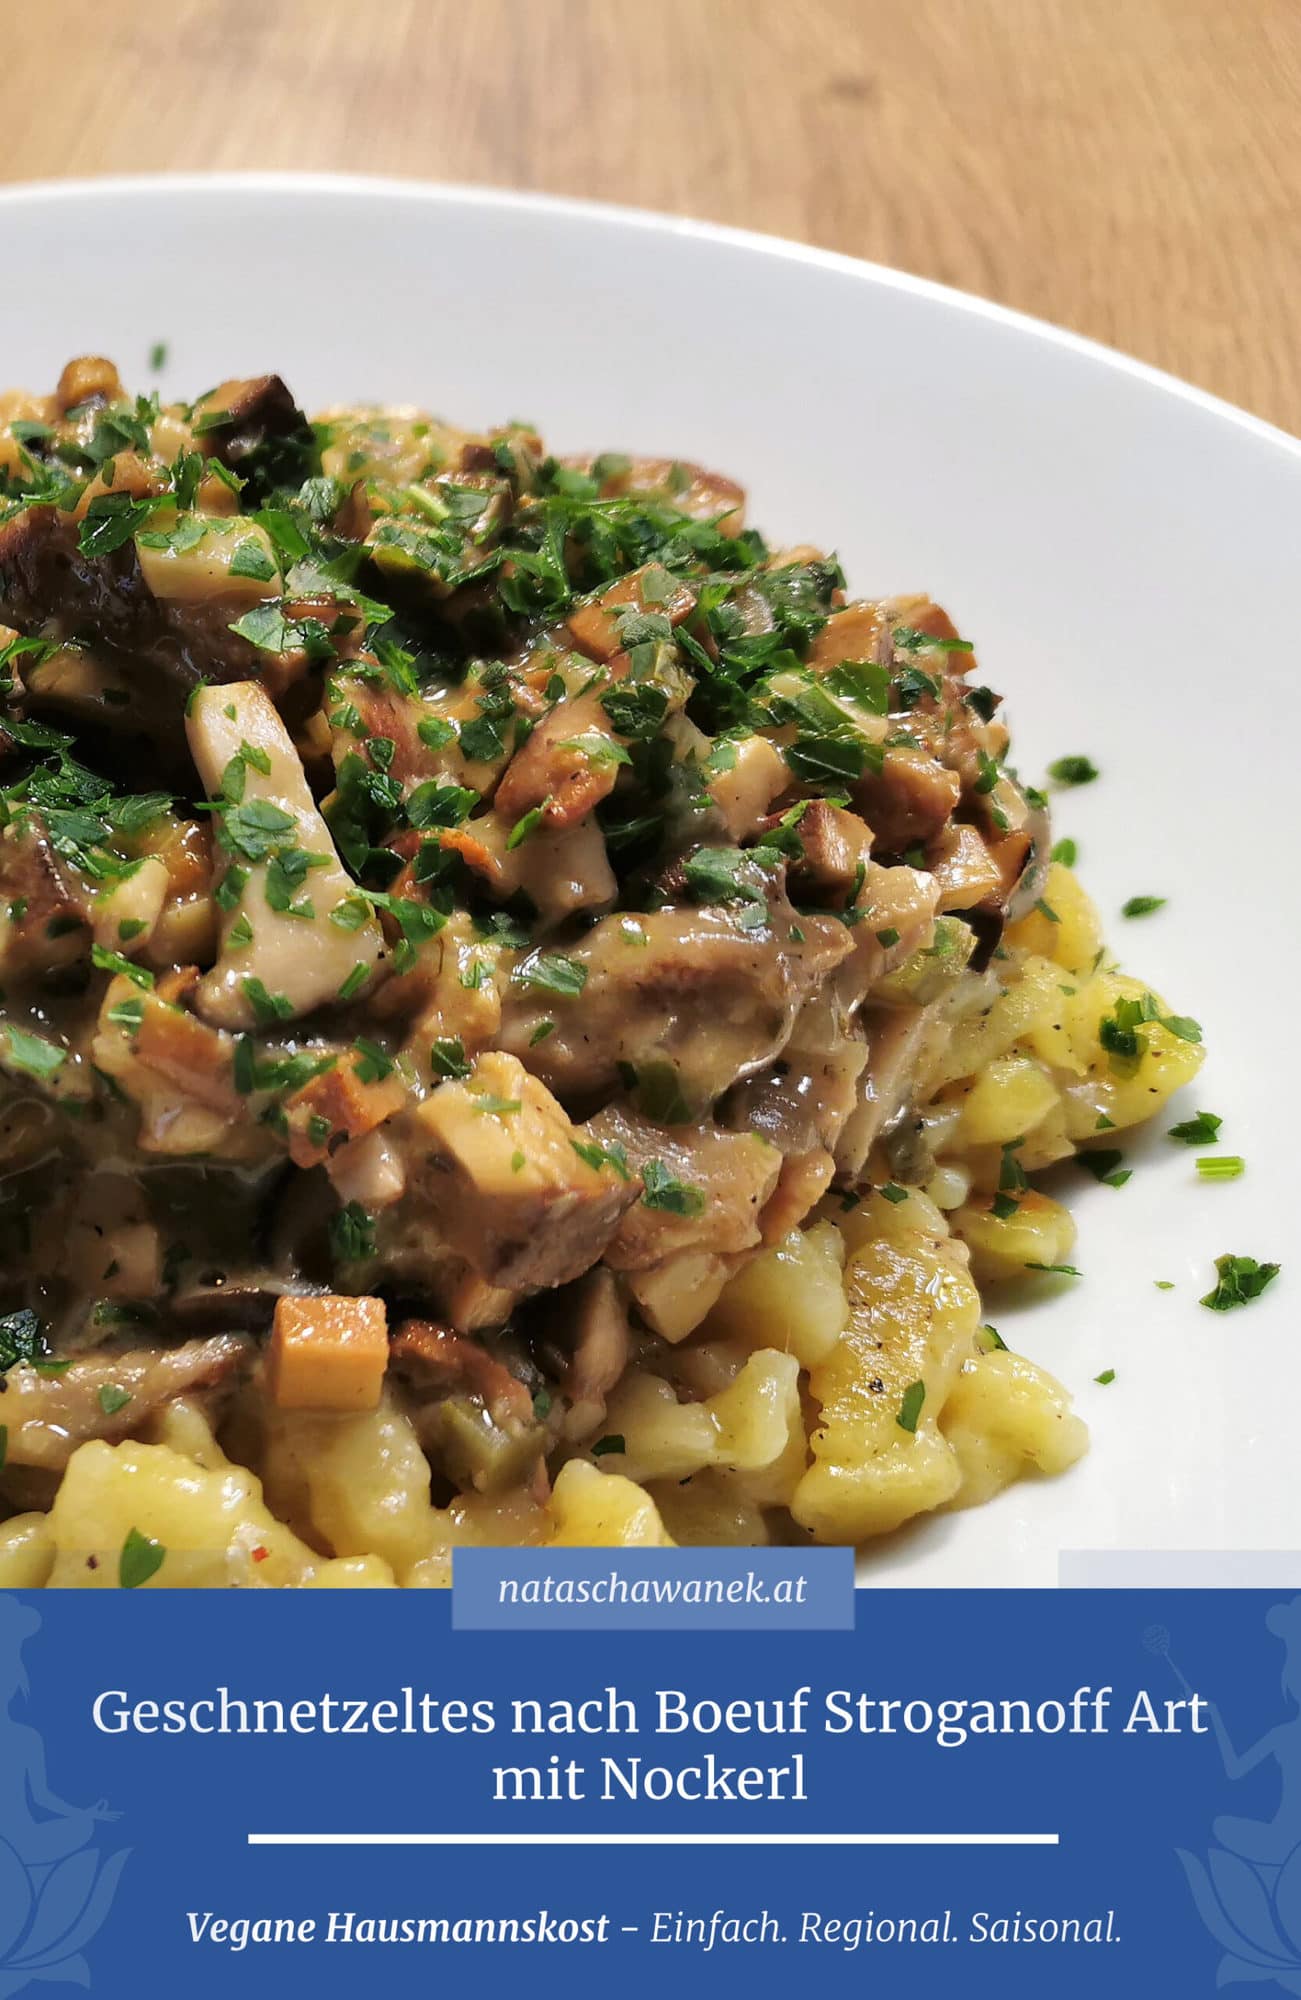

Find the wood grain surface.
xmin=7 ymin=0 xmax=1300 ymax=433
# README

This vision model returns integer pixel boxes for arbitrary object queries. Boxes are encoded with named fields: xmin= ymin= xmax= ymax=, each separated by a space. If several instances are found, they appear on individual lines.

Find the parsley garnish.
xmin=896 ymin=1380 xmax=926 ymax=1433
xmin=218 ymin=799 xmax=296 ymax=862
xmin=641 ymin=1160 xmax=705 ymax=1215
xmin=0 ymin=1308 xmax=45 ymax=1370
xmin=1122 ymin=895 xmax=1166 ymax=918
xmin=430 ymin=1037 xmax=472 ymax=1080
xmin=513 ymin=952 xmax=587 ymax=997
xmin=1168 ymin=1110 xmax=1222 ymax=1145
xmin=229 ymin=538 xmax=277 ymax=583
xmin=78 ymin=492 xmax=156 ymax=559
xmin=119 ymin=1528 xmax=165 ymax=1592
xmin=91 ymin=944 xmax=154 ymax=989
xmin=119 ymin=1527 xmax=166 ymax=1589
xmin=506 ymin=804 xmax=545 ymax=850
xmin=329 ymin=1202 xmax=376 ymax=1262
xmin=1200 ymin=1255 xmax=1280 ymax=1312
xmin=892 ymin=626 xmax=973 ymax=653
xmin=351 ymin=1037 xmax=394 ymax=1084
xmin=1047 ymin=755 xmax=1099 ymax=787
xmin=241 ymin=976 xmax=294 ymax=1024
xmin=600 ymin=684 xmax=669 ymax=739
xmin=406 ymin=782 xmax=476 ymax=829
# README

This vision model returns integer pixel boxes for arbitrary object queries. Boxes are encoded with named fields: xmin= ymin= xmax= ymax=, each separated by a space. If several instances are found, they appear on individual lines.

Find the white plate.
xmin=2 ymin=174 xmax=1296 ymax=1586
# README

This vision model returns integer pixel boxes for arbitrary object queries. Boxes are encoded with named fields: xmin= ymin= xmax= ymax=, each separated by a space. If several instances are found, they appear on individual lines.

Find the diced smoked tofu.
xmin=267 ymin=1293 xmax=389 ymax=1412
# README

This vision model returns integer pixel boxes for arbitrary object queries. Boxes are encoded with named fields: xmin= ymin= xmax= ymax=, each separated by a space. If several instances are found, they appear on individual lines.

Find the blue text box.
xmin=452 ymin=1547 xmax=856 ymax=1630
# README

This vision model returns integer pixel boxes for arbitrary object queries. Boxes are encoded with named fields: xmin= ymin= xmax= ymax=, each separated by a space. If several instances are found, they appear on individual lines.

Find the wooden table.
xmin=9 ymin=0 xmax=1299 ymax=433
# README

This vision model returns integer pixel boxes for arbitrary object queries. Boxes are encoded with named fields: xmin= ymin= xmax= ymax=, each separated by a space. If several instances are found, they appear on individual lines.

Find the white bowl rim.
xmin=1 ymin=168 xmax=1296 ymax=468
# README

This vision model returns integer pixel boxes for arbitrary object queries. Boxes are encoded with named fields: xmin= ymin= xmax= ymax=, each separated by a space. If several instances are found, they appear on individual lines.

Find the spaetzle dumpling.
xmin=793 ymin=1214 xmax=979 ymax=1542
xmin=941 ymin=1346 xmax=1089 ymax=1508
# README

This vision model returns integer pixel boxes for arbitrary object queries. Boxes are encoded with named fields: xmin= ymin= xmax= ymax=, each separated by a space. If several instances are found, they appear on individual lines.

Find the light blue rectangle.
xmin=452 ymin=1547 xmax=856 ymax=1629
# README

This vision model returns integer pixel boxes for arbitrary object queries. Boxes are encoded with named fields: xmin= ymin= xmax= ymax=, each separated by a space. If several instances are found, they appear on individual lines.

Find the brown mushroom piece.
xmin=0 ymin=503 xmax=266 ymax=748
xmin=497 ymin=883 xmax=854 ymax=1112
xmin=410 ymin=1051 xmax=642 ymax=1291
xmin=190 ymin=376 xmax=315 ymax=498
xmin=547 ymin=1267 xmax=632 ymax=1442
xmin=0 ymin=1332 xmax=252 ymax=1472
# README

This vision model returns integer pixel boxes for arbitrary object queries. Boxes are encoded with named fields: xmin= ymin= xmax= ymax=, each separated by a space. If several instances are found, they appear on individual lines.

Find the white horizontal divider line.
xmin=248 ymin=1831 xmax=1058 ymax=1847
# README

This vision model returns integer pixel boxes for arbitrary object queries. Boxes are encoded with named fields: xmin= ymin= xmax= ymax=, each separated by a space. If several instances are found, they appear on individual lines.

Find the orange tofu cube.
xmin=267 ymin=1293 xmax=389 ymax=1412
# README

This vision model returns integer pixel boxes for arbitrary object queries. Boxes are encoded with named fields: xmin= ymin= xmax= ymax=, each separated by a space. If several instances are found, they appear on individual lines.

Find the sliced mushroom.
xmin=552 ymin=1266 xmax=632 ymax=1442
xmin=0 ymin=1332 xmax=251 ymax=1471
xmin=185 ymin=681 xmax=386 ymax=1028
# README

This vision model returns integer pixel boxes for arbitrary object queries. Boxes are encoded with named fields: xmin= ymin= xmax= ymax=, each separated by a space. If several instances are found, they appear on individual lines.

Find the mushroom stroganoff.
xmin=0 ymin=360 xmax=1203 ymax=1587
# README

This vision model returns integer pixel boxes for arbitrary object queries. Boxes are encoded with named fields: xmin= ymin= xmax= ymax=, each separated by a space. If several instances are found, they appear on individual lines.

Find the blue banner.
xmin=452 ymin=1547 xmax=855 ymax=1629
xmin=0 ymin=1586 xmax=1298 ymax=1995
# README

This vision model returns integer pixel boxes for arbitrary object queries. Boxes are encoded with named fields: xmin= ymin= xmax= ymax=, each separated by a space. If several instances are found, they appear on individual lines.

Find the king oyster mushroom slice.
xmin=185 ymin=681 xmax=385 ymax=1029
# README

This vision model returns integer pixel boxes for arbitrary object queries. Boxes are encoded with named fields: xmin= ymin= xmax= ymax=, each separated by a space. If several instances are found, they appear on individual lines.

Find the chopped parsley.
xmin=1168 ymin=1109 xmax=1222 ymax=1145
xmin=1200 ymin=1254 xmax=1280 ymax=1312
xmin=78 ymin=492 xmax=156 ymax=559
xmin=1079 ymin=1149 xmax=1130 ymax=1189
xmin=1047 ymin=755 xmax=1099 ymax=786
xmin=329 ymin=1202 xmax=376 ymax=1262
xmin=406 ymin=782 xmax=476 ymax=830
xmin=641 ymin=1160 xmax=705 ymax=1215
xmin=0 ymin=1308 xmax=45 ymax=1370
xmin=1121 ymin=895 xmax=1166 ymax=919
xmin=119 ymin=1526 xmax=166 ymax=1589
xmin=337 ymin=962 xmax=369 ymax=1001
xmin=242 ymin=976 xmax=294 ymax=1024
xmin=91 ymin=944 xmax=154 ymax=988
xmin=506 ymin=804 xmax=546 ymax=850
xmin=218 ymin=799 xmax=296 ymax=862
xmin=1098 ymin=992 xmax=1202 ymax=1067
xmin=351 ymin=1037 xmax=394 ymax=1084
xmin=513 ymin=952 xmax=587 ymax=998
xmin=896 ymin=1380 xmax=926 ymax=1433
xmin=430 ymin=1037 xmax=473 ymax=1080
